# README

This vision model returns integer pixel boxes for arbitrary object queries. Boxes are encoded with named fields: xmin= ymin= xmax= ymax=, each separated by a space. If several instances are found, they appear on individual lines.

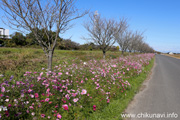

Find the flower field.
xmin=0 ymin=52 xmax=154 ymax=119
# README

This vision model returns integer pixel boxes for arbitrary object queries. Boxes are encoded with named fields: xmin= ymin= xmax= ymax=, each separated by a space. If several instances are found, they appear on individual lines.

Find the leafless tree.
xmin=83 ymin=12 xmax=127 ymax=58
xmin=128 ymin=31 xmax=144 ymax=53
xmin=0 ymin=0 xmax=88 ymax=70
xmin=138 ymin=42 xmax=154 ymax=53
xmin=115 ymin=30 xmax=132 ymax=55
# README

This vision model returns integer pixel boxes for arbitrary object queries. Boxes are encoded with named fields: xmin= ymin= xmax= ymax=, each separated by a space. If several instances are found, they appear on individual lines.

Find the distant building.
xmin=168 ymin=52 xmax=174 ymax=55
xmin=0 ymin=28 xmax=9 ymax=38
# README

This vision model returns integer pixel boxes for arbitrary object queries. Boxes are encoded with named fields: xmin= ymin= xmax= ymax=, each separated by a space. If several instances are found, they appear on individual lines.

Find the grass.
xmin=87 ymin=57 xmax=155 ymax=120
xmin=0 ymin=47 xmax=131 ymax=80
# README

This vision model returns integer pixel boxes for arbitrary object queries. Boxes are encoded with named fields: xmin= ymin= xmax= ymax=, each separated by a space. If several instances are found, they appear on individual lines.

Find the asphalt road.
xmin=125 ymin=55 xmax=180 ymax=120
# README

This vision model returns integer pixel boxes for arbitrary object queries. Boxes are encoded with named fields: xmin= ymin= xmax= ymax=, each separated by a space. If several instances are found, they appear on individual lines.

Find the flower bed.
xmin=0 ymin=54 xmax=154 ymax=119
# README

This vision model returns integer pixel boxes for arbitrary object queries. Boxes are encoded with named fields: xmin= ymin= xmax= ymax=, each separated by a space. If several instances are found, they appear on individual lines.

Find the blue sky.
xmin=1 ymin=0 xmax=180 ymax=53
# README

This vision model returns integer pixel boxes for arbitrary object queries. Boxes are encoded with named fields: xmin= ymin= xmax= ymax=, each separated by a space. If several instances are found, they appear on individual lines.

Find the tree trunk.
xmin=122 ymin=50 xmax=124 ymax=56
xmin=48 ymin=50 xmax=53 ymax=71
xmin=103 ymin=50 xmax=106 ymax=59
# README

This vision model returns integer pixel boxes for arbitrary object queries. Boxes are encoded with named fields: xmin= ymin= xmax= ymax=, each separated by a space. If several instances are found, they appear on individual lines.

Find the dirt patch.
xmin=162 ymin=54 xmax=180 ymax=59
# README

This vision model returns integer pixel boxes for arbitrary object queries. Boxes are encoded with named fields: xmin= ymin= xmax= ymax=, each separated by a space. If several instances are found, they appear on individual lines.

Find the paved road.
xmin=125 ymin=55 xmax=180 ymax=120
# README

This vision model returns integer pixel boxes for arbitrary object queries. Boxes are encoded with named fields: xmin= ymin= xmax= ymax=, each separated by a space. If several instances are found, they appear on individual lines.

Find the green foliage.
xmin=11 ymin=32 xmax=26 ymax=46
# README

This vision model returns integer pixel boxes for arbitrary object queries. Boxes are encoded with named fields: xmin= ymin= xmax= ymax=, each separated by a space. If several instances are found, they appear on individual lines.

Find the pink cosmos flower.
xmin=46 ymin=88 xmax=50 ymax=93
xmin=69 ymin=103 xmax=71 ymax=106
xmin=31 ymin=112 xmax=35 ymax=116
xmin=57 ymin=113 xmax=62 ymax=119
xmin=72 ymin=93 xmax=77 ymax=97
xmin=112 ymin=64 xmax=117 ymax=67
xmin=30 ymin=94 xmax=34 ymax=98
xmin=65 ymin=94 xmax=70 ymax=100
xmin=62 ymin=104 xmax=68 ymax=110
xmin=28 ymin=89 xmax=32 ymax=93
xmin=40 ymin=72 xmax=43 ymax=76
xmin=73 ymin=98 xmax=79 ymax=102
xmin=45 ymin=98 xmax=50 ymax=102
xmin=107 ymin=99 xmax=110 ymax=103
xmin=1 ymin=87 xmax=5 ymax=93
xmin=37 ymin=76 xmax=41 ymax=81
xmin=29 ymin=106 xmax=33 ymax=109
xmin=58 ymin=72 xmax=62 ymax=75
xmin=81 ymin=89 xmax=87 ymax=95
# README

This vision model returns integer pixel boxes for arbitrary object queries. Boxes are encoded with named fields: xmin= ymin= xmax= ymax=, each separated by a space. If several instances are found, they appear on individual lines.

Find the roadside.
xmin=88 ymin=56 xmax=155 ymax=120
xmin=124 ymin=54 xmax=180 ymax=120
xmin=161 ymin=53 xmax=180 ymax=59
xmin=124 ymin=56 xmax=156 ymax=120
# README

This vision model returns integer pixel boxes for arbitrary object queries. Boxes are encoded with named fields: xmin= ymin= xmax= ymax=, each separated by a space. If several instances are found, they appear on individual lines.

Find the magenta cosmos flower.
xmin=34 ymin=93 xmax=39 ymax=98
xmin=41 ymin=114 xmax=45 ymax=118
xmin=93 ymin=105 xmax=96 ymax=111
xmin=62 ymin=104 xmax=68 ymax=110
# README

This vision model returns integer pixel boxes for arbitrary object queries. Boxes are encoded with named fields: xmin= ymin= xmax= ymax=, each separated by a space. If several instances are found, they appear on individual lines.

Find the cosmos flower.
xmin=81 ymin=89 xmax=87 ymax=95
xmin=57 ymin=113 xmax=62 ymax=119
xmin=1 ymin=87 xmax=5 ymax=93
xmin=73 ymin=98 xmax=79 ymax=102
xmin=62 ymin=104 xmax=68 ymax=110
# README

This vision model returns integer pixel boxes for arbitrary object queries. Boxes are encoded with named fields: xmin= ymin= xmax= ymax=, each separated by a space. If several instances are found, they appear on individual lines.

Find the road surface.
xmin=125 ymin=54 xmax=180 ymax=120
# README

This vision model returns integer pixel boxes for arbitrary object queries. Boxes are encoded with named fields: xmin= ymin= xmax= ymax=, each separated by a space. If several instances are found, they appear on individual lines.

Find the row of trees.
xmin=84 ymin=12 xmax=154 ymax=58
xmin=0 ymin=0 xmax=154 ymax=70
xmin=0 ymin=32 xmax=119 ymax=51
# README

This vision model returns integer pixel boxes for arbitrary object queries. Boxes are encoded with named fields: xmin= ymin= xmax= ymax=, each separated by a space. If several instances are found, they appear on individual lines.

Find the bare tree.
xmin=138 ymin=42 xmax=154 ymax=53
xmin=115 ymin=30 xmax=132 ymax=55
xmin=84 ymin=11 xmax=127 ymax=58
xmin=128 ymin=31 xmax=144 ymax=53
xmin=0 ymin=0 xmax=88 ymax=70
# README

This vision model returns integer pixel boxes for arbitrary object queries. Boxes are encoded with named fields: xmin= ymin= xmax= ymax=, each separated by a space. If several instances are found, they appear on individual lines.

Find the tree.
xmin=0 ymin=0 xmax=88 ymax=70
xmin=127 ymin=31 xmax=144 ymax=53
xmin=57 ymin=39 xmax=80 ymax=50
xmin=11 ymin=32 xmax=26 ymax=46
xmin=26 ymin=29 xmax=62 ymax=46
xmin=84 ymin=11 xmax=127 ymax=58
xmin=115 ymin=30 xmax=132 ymax=55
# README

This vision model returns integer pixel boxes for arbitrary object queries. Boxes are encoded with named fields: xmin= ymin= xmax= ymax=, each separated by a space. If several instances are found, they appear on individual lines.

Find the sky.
xmin=0 ymin=0 xmax=180 ymax=53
